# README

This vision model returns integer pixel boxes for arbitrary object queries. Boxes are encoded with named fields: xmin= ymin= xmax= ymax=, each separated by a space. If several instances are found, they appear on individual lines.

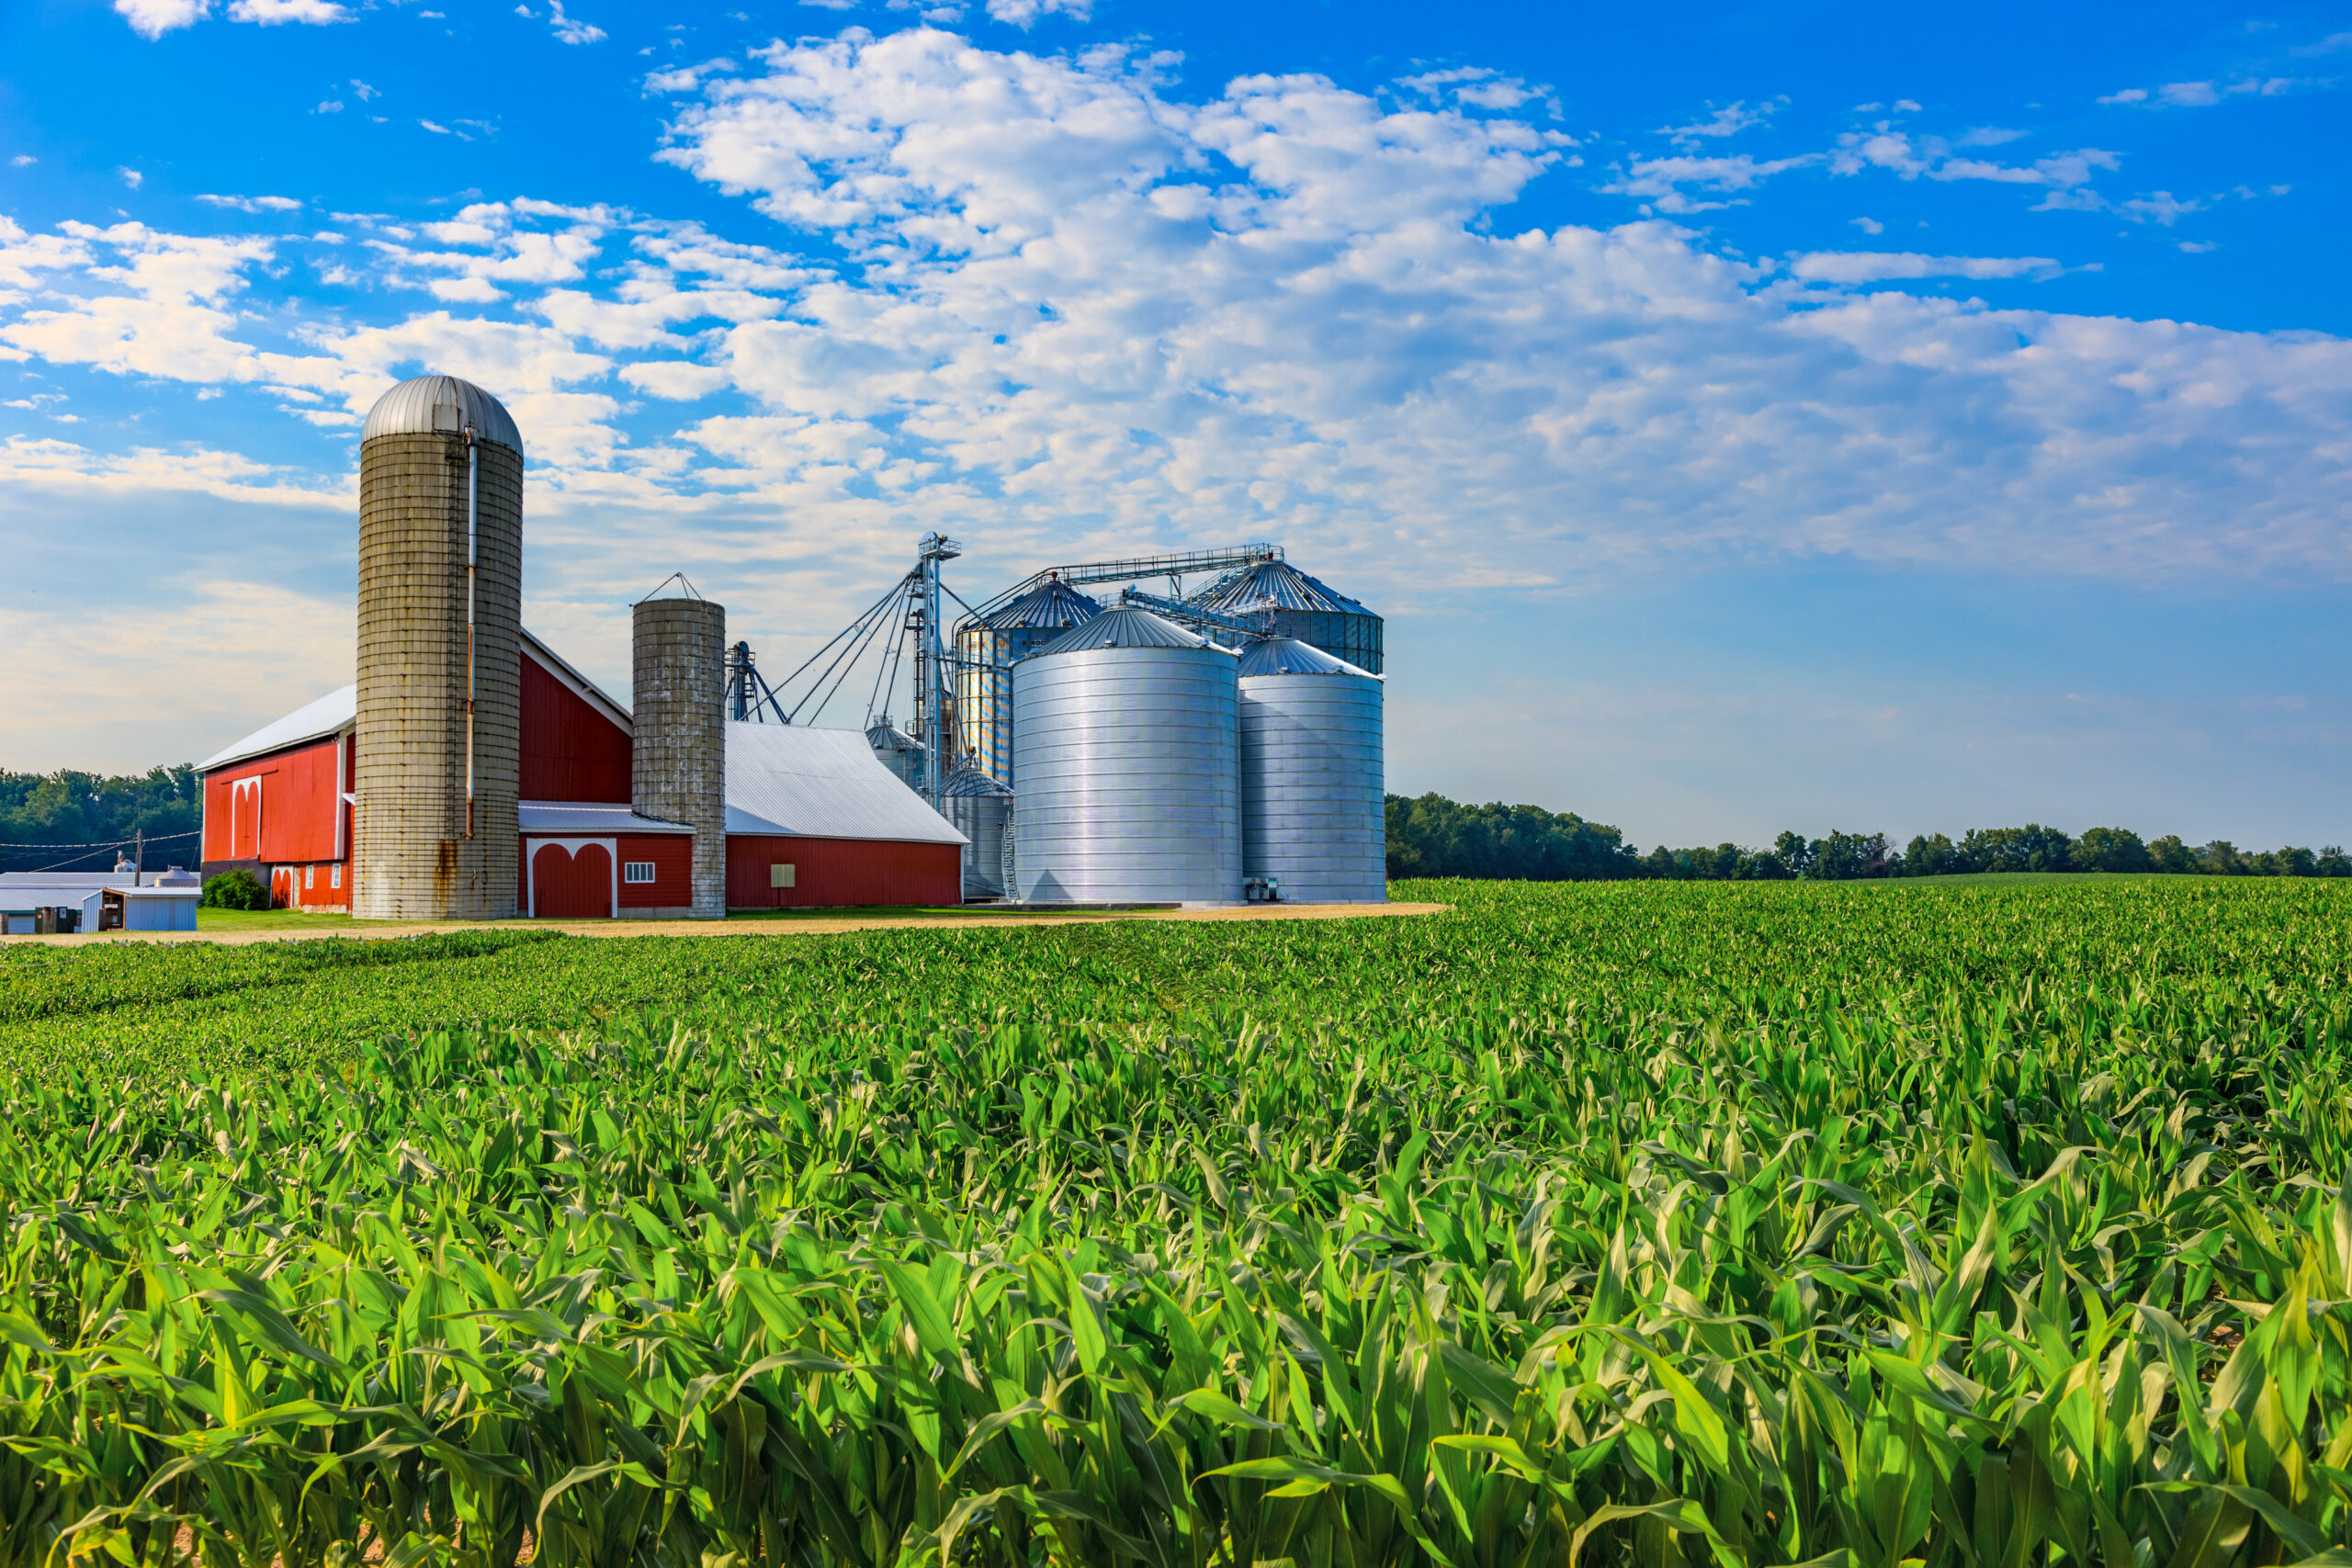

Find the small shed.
xmin=724 ymin=724 xmax=967 ymax=908
xmin=99 ymin=886 xmax=201 ymax=932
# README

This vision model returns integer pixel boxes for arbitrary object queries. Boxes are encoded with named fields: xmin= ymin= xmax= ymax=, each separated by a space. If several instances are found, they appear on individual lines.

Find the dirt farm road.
xmin=17 ymin=901 xmax=1451 ymax=948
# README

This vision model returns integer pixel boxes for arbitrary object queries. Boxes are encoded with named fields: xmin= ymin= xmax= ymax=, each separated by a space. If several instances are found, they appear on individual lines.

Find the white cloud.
xmin=114 ymin=0 xmax=209 ymax=39
xmin=545 ymin=0 xmax=605 ymax=43
xmin=622 ymin=360 xmax=733 ymax=398
xmin=2101 ymin=77 xmax=2303 ymax=107
xmin=225 ymin=0 xmax=352 ymax=22
xmin=1788 ymin=251 xmax=2061 ymax=283
xmin=316 ymin=99 xmax=344 ymax=113
xmin=1829 ymin=130 xmax=2120 ymax=187
xmin=637 ymin=30 xmax=2352 ymax=584
xmin=985 ymin=0 xmax=1091 ymax=24
xmin=196 ymin=194 xmax=304 ymax=213
xmin=1849 ymin=216 xmax=1883 ymax=234
xmin=419 ymin=119 xmax=459 ymax=137
xmin=2179 ymin=240 xmax=2221 ymax=254
xmin=1601 ymin=152 xmax=1820 ymax=210
xmin=11 ymin=154 xmax=35 ymax=167
xmin=118 ymin=167 xmax=144 ymax=188
xmin=3 ymin=28 xmax=2347 ymax=608
xmin=0 ymin=576 xmax=368 ymax=774
xmin=350 ymin=78 xmax=378 ymax=100
xmin=1657 ymin=99 xmax=1779 ymax=143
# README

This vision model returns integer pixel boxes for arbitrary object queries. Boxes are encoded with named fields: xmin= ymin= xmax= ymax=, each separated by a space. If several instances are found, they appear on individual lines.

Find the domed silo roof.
xmin=362 ymin=374 xmax=524 ymax=455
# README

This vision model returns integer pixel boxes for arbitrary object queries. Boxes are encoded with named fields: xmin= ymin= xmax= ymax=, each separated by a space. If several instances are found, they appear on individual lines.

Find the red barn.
xmin=199 ymin=629 xmax=964 ymax=916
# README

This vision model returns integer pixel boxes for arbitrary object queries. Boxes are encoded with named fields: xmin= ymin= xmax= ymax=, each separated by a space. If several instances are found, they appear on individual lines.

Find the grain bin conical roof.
xmin=980 ymin=577 xmax=1102 ymax=630
xmin=1237 ymin=637 xmax=1372 ymax=679
xmin=1037 ymin=605 xmax=1214 ymax=655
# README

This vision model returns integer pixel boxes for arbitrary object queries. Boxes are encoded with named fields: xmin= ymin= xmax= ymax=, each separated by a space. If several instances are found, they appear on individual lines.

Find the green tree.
xmin=1903 ymin=832 xmax=1960 ymax=876
xmin=0 ymin=764 xmax=201 ymax=873
xmin=2071 ymin=827 xmax=2152 ymax=873
xmin=1384 ymin=794 xmax=1642 ymax=881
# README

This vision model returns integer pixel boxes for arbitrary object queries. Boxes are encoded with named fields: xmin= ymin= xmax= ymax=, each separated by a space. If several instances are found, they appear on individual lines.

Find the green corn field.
xmin=3 ymin=876 xmax=2351 ymax=1566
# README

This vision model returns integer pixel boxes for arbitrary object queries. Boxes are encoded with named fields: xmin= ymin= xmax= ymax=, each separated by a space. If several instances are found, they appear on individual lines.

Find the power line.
xmin=0 ymin=830 xmax=199 ymax=849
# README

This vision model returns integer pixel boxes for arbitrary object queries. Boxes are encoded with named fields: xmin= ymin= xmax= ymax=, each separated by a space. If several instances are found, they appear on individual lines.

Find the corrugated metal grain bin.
xmin=1238 ymin=637 xmax=1385 ymax=903
xmin=944 ymin=762 xmax=1012 ymax=899
xmin=1186 ymin=557 xmax=1383 ymax=675
xmin=1012 ymin=606 xmax=1240 ymax=906
xmin=956 ymin=575 xmax=1102 ymax=786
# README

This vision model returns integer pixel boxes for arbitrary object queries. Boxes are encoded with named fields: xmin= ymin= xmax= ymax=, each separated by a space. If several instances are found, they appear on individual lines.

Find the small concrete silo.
xmin=353 ymin=374 xmax=525 ymax=919
xmin=632 ymin=590 xmax=727 ymax=919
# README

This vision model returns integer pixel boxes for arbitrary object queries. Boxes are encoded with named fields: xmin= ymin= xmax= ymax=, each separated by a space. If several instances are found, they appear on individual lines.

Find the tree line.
xmin=0 ymin=767 xmax=203 ymax=874
xmin=1385 ymin=793 xmax=2352 ymax=882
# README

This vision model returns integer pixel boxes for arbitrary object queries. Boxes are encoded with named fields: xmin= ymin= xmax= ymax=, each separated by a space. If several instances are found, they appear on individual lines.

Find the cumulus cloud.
xmin=114 ymin=0 xmax=209 ymax=38
xmin=984 ymin=0 xmax=1091 ymax=24
xmin=2100 ymin=78 xmax=2301 ymax=107
xmin=9 ymin=155 xmax=33 ymax=167
xmin=1788 ymin=251 xmax=2061 ymax=283
xmin=225 ymin=0 xmax=352 ymax=23
xmin=3 ymin=28 xmax=2347 ymax=601
xmin=544 ymin=0 xmax=605 ymax=43
xmin=196 ymin=194 xmax=304 ymax=213
xmin=1657 ymin=99 xmax=1780 ymax=143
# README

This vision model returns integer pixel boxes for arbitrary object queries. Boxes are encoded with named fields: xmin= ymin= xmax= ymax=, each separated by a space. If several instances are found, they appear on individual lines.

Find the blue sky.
xmin=1 ymin=0 xmax=2346 ymax=850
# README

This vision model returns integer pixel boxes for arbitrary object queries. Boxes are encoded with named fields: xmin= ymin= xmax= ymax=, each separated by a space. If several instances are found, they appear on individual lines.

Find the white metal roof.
xmin=199 ymin=629 xmax=629 ymax=776
xmin=519 ymin=801 xmax=691 ymax=835
xmin=362 ymin=375 xmax=524 ymax=455
xmin=725 ymin=723 xmax=966 ymax=845
xmin=199 ymin=685 xmax=356 ymax=773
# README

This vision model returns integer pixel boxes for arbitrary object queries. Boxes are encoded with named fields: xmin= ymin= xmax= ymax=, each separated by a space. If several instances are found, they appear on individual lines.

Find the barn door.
xmin=232 ymin=777 xmax=262 ymax=859
xmin=531 ymin=842 xmax=614 ymax=919
xmin=270 ymin=868 xmax=293 ymax=908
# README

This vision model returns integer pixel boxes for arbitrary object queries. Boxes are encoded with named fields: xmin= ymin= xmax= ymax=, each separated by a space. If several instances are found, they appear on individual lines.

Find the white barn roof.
xmin=198 ymin=629 xmax=628 ymax=774
xmin=725 ymin=723 xmax=966 ymax=845
xmin=199 ymin=684 xmax=356 ymax=773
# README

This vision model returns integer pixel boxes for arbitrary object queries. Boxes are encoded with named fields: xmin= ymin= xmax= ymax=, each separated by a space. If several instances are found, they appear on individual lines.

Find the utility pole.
xmin=133 ymin=828 xmax=143 ymax=887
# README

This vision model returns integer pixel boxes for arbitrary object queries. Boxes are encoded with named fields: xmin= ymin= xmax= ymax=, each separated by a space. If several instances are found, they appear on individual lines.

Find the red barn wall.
xmin=616 ymin=833 xmax=693 ymax=909
xmin=521 ymin=652 xmax=631 ymax=803
xmin=202 ymin=735 xmax=345 ymax=865
xmin=726 ymin=836 xmax=961 ymax=909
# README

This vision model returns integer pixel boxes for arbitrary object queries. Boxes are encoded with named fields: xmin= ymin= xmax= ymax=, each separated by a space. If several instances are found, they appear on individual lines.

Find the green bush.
xmin=198 ymin=867 xmax=267 ymax=909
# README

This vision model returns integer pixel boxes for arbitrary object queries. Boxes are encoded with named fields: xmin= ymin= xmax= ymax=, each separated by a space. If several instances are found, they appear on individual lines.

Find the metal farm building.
xmin=197 ymin=374 xmax=1387 ymax=919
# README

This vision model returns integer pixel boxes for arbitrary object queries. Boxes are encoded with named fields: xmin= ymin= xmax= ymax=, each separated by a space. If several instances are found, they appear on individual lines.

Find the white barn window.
xmin=623 ymin=862 xmax=657 ymax=885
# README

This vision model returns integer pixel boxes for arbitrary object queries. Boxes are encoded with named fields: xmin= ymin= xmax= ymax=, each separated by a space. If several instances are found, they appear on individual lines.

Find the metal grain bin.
xmin=354 ymin=374 xmax=525 ymax=919
xmin=944 ymin=762 xmax=1012 ymax=898
xmin=956 ymin=575 xmax=1102 ymax=786
xmin=1012 ymin=607 xmax=1241 ymax=906
xmin=1238 ymin=637 xmax=1385 ymax=903
xmin=1186 ymin=556 xmax=1383 ymax=674
xmin=866 ymin=717 xmax=925 ymax=793
xmin=632 ymin=593 xmax=727 ymax=918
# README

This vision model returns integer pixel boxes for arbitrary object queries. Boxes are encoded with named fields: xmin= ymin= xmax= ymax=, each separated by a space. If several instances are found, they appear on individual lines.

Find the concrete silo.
xmin=633 ymin=592 xmax=727 ymax=919
xmin=1012 ymin=606 xmax=1241 ymax=906
xmin=354 ymin=374 xmax=525 ymax=919
xmin=1238 ymin=637 xmax=1385 ymax=903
